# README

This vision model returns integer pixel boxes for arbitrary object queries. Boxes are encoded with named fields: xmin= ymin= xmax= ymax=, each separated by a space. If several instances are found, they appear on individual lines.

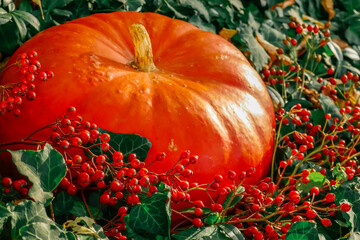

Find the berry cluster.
xmin=1 ymin=177 xmax=31 ymax=198
xmin=0 ymin=51 xmax=54 ymax=116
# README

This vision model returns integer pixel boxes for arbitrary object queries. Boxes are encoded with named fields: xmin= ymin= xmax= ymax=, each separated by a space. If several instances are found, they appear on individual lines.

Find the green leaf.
xmin=345 ymin=25 xmax=360 ymax=45
xmin=12 ymin=10 xmax=40 ymax=31
xmin=11 ymin=14 xmax=27 ymax=40
xmin=52 ymin=8 xmax=73 ymax=17
xmin=343 ymin=47 xmax=360 ymax=61
xmin=204 ymin=213 xmax=218 ymax=225
xmin=218 ymin=223 xmax=245 ymax=240
xmin=92 ymin=128 xmax=152 ymax=162
xmin=237 ymin=24 xmax=269 ymax=71
xmin=0 ymin=200 xmax=73 ymax=239
xmin=327 ymin=41 xmax=343 ymax=62
xmin=128 ymin=192 xmax=171 ymax=237
xmin=0 ymin=22 xmax=20 ymax=54
xmin=340 ymin=0 xmax=360 ymax=12
xmin=172 ymin=223 xmax=244 ymax=240
xmin=285 ymin=221 xmax=319 ymax=240
xmin=296 ymin=172 xmax=326 ymax=194
xmin=52 ymin=191 xmax=74 ymax=216
xmin=19 ymin=222 xmax=76 ymax=240
xmin=178 ymin=0 xmax=210 ymax=22
xmin=8 ymin=144 xmax=67 ymax=204
xmin=123 ymin=0 xmax=146 ymax=11
xmin=222 ymin=187 xmax=244 ymax=209
xmin=69 ymin=198 xmax=100 ymax=218
xmin=318 ymin=94 xmax=342 ymax=120
xmin=0 ymin=9 xmax=11 ymax=24
xmin=0 ymin=204 xmax=11 ymax=231
xmin=47 ymin=0 xmax=74 ymax=11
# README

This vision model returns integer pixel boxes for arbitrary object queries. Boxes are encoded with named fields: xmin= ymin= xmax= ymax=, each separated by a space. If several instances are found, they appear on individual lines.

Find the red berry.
xmin=2 ymin=177 xmax=12 ymax=187
xmin=310 ymin=187 xmax=320 ymax=196
xmin=100 ymin=133 xmax=110 ymax=142
xmin=67 ymin=184 xmax=77 ymax=195
xmin=192 ymin=218 xmax=202 ymax=227
xmin=100 ymin=193 xmax=111 ymax=204
xmin=321 ymin=218 xmax=332 ymax=227
xmin=194 ymin=208 xmax=203 ymax=216
xmin=325 ymin=193 xmax=335 ymax=203
xmin=296 ymin=26 xmax=303 ymax=34
xmin=325 ymin=113 xmax=331 ymax=119
xmin=101 ymin=142 xmax=110 ymax=151
xmin=214 ymin=203 xmax=223 ymax=213
xmin=306 ymin=209 xmax=317 ymax=219
xmin=340 ymin=203 xmax=351 ymax=212
xmin=214 ymin=174 xmax=223 ymax=183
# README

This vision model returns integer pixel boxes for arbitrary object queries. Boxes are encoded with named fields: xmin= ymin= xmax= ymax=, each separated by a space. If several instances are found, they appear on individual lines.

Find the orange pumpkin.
xmin=0 ymin=12 xmax=275 ymax=188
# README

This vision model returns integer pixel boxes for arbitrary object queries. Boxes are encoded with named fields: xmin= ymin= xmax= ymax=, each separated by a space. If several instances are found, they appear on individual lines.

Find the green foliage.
xmin=285 ymin=221 xmax=319 ymax=240
xmin=126 ymin=191 xmax=171 ymax=238
xmin=8 ymin=143 xmax=67 ymax=204
xmin=91 ymin=127 xmax=152 ymax=162
xmin=172 ymin=223 xmax=244 ymax=240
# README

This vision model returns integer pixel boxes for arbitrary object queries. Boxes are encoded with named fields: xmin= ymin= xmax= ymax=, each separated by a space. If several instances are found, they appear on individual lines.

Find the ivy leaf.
xmin=19 ymin=222 xmax=76 ymax=240
xmin=0 ymin=204 xmax=11 ymax=232
xmin=69 ymin=198 xmax=101 ymax=218
xmin=285 ymin=221 xmax=320 ymax=240
xmin=8 ymin=143 xmax=67 ymax=204
xmin=1 ymin=200 xmax=74 ymax=239
xmin=52 ymin=191 xmax=74 ymax=216
xmin=296 ymin=172 xmax=326 ymax=194
xmin=91 ymin=128 xmax=152 ymax=162
xmin=172 ymin=223 xmax=244 ymax=240
xmin=128 ymin=192 xmax=171 ymax=237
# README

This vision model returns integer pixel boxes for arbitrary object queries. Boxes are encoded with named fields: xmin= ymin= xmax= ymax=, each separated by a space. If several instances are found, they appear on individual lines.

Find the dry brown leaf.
xmin=271 ymin=0 xmax=295 ymax=10
xmin=302 ymin=15 xmax=325 ymax=29
xmin=321 ymin=0 xmax=335 ymax=20
xmin=219 ymin=28 xmax=238 ymax=41
xmin=303 ymin=88 xmax=321 ymax=108
xmin=332 ymin=38 xmax=349 ymax=50
xmin=255 ymin=34 xmax=292 ymax=66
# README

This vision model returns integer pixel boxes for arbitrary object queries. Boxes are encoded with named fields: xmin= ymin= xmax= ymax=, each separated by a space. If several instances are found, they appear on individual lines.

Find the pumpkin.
xmin=0 ymin=12 xmax=275 ymax=191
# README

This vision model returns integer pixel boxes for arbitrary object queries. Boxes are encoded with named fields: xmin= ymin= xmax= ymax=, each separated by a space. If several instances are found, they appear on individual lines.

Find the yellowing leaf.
xmin=271 ymin=0 xmax=295 ymax=10
xmin=321 ymin=0 xmax=335 ymax=20
xmin=302 ymin=15 xmax=325 ymax=29
xmin=219 ymin=28 xmax=238 ymax=41
xmin=32 ymin=0 xmax=44 ymax=20
xmin=255 ymin=34 xmax=292 ymax=65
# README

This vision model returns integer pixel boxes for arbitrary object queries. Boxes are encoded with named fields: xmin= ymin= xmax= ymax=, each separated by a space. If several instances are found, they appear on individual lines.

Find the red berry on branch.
xmin=340 ymin=203 xmax=351 ymax=212
xmin=192 ymin=218 xmax=202 ymax=227
xmin=321 ymin=218 xmax=332 ymax=227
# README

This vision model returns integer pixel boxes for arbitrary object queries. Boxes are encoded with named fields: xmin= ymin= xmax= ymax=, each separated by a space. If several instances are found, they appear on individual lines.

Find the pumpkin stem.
xmin=129 ymin=24 xmax=156 ymax=72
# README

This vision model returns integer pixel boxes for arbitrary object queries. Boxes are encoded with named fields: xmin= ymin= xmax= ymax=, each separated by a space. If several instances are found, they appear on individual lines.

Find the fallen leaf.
xmin=271 ymin=0 xmax=295 ymax=10
xmin=303 ymin=88 xmax=321 ymax=108
xmin=219 ymin=28 xmax=238 ymax=41
xmin=320 ymin=0 xmax=335 ymax=20
xmin=302 ymin=15 xmax=325 ymax=29
xmin=255 ymin=34 xmax=292 ymax=66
